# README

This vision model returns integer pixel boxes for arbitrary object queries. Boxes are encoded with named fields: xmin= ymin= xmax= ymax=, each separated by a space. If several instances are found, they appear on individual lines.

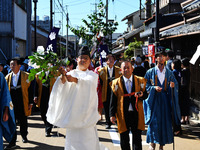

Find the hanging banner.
xmin=142 ymin=46 xmax=148 ymax=56
xmin=99 ymin=45 xmax=109 ymax=67
xmin=148 ymin=44 xmax=155 ymax=63
xmin=46 ymin=27 xmax=60 ymax=53
xmin=148 ymin=45 xmax=155 ymax=56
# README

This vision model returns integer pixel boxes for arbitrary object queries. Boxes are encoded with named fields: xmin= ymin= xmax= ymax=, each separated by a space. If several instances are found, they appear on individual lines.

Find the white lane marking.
xmin=109 ymin=128 xmax=148 ymax=146
xmin=109 ymin=128 xmax=120 ymax=146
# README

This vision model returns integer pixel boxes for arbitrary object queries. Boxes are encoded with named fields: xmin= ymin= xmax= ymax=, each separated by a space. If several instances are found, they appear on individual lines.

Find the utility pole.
xmin=106 ymin=0 xmax=108 ymax=29
xmin=33 ymin=0 xmax=38 ymax=52
xmin=106 ymin=0 xmax=109 ymax=50
xmin=59 ymin=21 xmax=62 ymax=56
xmin=146 ymin=0 xmax=152 ymax=19
xmin=66 ymin=6 xmax=69 ymax=57
xmin=50 ymin=0 xmax=53 ymax=30
xmin=155 ymin=0 xmax=160 ymax=53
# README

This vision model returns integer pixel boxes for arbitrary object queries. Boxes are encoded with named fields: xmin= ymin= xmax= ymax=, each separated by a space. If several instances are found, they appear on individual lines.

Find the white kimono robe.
xmin=46 ymin=69 xmax=108 ymax=150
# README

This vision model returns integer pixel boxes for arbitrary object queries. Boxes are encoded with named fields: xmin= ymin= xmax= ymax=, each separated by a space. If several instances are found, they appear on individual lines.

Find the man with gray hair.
xmin=133 ymin=57 xmax=146 ymax=77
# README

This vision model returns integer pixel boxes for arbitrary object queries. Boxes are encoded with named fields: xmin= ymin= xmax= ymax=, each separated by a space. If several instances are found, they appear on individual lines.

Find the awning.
xmin=117 ymin=26 xmax=144 ymax=41
xmin=123 ymin=26 xmax=144 ymax=39
xmin=160 ymin=21 xmax=200 ymax=39
xmin=112 ymin=46 xmax=128 ymax=54
xmin=183 ymin=0 xmax=200 ymax=12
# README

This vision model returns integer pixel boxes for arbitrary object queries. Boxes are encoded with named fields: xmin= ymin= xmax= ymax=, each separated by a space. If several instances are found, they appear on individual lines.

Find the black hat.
xmin=78 ymin=46 xmax=90 ymax=58
xmin=0 ymin=63 xmax=4 ymax=67
xmin=11 ymin=57 xmax=22 ymax=65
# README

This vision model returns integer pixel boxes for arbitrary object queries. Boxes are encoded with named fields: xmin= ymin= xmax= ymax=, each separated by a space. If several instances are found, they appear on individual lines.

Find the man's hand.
xmin=59 ymin=66 xmax=69 ymax=84
xmin=155 ymin=86 xmax=162 ymax=92
xmin=110 ymin=116 xmax=116 ymax=124
xmin=59 ymin=66 xmax=67 ymax=75
xmin=135 ymin=91 xmax=143 ymax=98
xmin=3 ymin=106 xmax=9 ymax=122
xmin=34 ymin=97 xmax=38 ymax=104
xmin=66 ymin=75 xmax=78 ymax=83
xmin=170 ymin=82 xmax=175 ymax=88
xmin=61 ymin=75 xmax=67 ymax=84
xmin=28 ymin=104 xmax=33 ymax=110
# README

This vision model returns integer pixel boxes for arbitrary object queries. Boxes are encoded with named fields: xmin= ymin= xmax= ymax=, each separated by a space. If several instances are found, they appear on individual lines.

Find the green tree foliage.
xmin=28 ymin=51 xmax=70 ymax=83
xmin=124 ymin=38 xmax=143 ymax=59
xmin=68 ymin=0 xmax=118 ymax=50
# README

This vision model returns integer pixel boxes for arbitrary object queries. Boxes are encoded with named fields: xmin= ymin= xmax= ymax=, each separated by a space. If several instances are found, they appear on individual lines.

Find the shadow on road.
xmin=4 ymin=140 xmax=63 ymax=150
xmin=99 ymin=137 xmax=113 ymax=143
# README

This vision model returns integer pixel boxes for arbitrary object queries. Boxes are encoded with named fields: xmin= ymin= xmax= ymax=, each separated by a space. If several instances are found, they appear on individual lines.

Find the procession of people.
xmin=0 ymin=45 xmax=193 ymax=150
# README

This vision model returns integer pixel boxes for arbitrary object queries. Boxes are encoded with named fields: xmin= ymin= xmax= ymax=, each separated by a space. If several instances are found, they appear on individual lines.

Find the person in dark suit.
xmin=110 ymin=60 xmax=147 ymax=150
xmin=133 ymin=57 xmax=146 ymax=77
xmin=98 ymin=54 xmax=122 ymax=129
xmin=4 ymin=58 xmax=34 ymax=149
xmin=166 ymin=50 xmax=174 ymax=71
xmin=34 ymin=70 xmax=60 ymax=137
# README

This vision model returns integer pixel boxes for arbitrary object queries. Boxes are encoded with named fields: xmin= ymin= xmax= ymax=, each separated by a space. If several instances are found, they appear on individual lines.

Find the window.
xmin=128 ymin=23 xmax=132 ymax=32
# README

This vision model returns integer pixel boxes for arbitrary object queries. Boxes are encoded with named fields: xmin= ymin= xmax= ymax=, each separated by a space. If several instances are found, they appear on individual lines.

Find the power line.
xmin=55 ymin=1 xmax=62 ymax=13
xmin=57 ymin=0 xmax=67 ymax=16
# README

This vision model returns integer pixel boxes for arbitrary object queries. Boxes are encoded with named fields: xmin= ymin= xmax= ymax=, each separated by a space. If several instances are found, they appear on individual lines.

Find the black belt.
xmin=108 ymin=77 xmax=115 ymax=80
xmin=42 ymin=83 xmax=49 ymax=87
xmin=11 ymin=85 xmax=21 ymax=90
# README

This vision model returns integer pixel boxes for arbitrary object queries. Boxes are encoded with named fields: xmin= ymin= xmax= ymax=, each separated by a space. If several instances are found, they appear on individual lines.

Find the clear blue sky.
xmin=32 ymin=0 xmax=143 ymax=35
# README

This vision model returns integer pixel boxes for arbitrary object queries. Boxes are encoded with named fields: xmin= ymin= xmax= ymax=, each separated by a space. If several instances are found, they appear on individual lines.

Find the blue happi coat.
xmin=143 ymin=67 xmax=181 ymax=145
xmin=0 ymin=72 xmax=15 ymax=149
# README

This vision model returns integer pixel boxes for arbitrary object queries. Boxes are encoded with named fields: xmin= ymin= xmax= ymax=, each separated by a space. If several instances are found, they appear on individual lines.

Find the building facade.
xmin=0 ymin=0 xmax=32 ymax=64
xmin=140 ymin=0 xmax=200 ymax=119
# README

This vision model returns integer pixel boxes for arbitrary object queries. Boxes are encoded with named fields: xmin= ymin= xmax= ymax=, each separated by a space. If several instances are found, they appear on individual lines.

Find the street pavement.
xmin=3 ymin=112 xmax=200 ymax=150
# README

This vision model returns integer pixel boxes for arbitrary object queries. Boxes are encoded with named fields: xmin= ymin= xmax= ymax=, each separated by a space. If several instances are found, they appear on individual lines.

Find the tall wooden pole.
xmin=50 ymin=0 xmax=53 ymax=31
xmin=66 ymin=12 xmax=69 ymax=57
xmin=155 ymin=0 xmax=160 ymax=52
xmin=33 ymin=0 xmax=38 ymax=52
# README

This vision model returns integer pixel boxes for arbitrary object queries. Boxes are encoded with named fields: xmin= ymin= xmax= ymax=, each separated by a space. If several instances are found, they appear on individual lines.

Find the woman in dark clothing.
xmin=180 ymin=58 xmax=191 ymax=124
xmin=171 ymin=59 xmax=182 ymax=135
xmin=171 ymin=59 xmax=181 ymax=83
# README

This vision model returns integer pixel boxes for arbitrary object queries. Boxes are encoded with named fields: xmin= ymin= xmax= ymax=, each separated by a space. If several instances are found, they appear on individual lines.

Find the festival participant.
xmin=34 ymin=70 xmax=60 ymax=137
xmin=98 ymin=54 xmax=122 ymax=129
xmin=94 ymin=56 xmax=104 ymax=120
xmin=110 ymin=60 xmax=147 ymax=150
xmin=46 ymin=46 xmax=107 ymax=150
xmin=180 ymin=58 xmax=191 ymax=125
xmin=143 ymin=51 xmax=181 ymax=150
xmin=0 ymin=72 xmax=15 ymax=150
xmin=5 ymin=58 xmax=34 ymax=149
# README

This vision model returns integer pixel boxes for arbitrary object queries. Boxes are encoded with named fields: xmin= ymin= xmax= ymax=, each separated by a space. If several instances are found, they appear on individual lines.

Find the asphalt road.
xmin=3 ymin=112 xmax=200 ymax=150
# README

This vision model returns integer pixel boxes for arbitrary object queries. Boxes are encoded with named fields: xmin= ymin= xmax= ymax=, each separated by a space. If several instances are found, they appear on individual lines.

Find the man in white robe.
xmin=46 ymin=46 xmax=107 ymax=150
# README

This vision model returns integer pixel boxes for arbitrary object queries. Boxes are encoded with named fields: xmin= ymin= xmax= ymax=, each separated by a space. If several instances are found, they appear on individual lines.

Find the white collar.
xmin=156 ymin=65 xmax=166 ymax=74
xmin=107 ymin=66 xmax=113 ymax=70
xmin=13 ymin=70 xmax=20 ymax=76
xmin=123 ymin=75 xmax=133 ymax=83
